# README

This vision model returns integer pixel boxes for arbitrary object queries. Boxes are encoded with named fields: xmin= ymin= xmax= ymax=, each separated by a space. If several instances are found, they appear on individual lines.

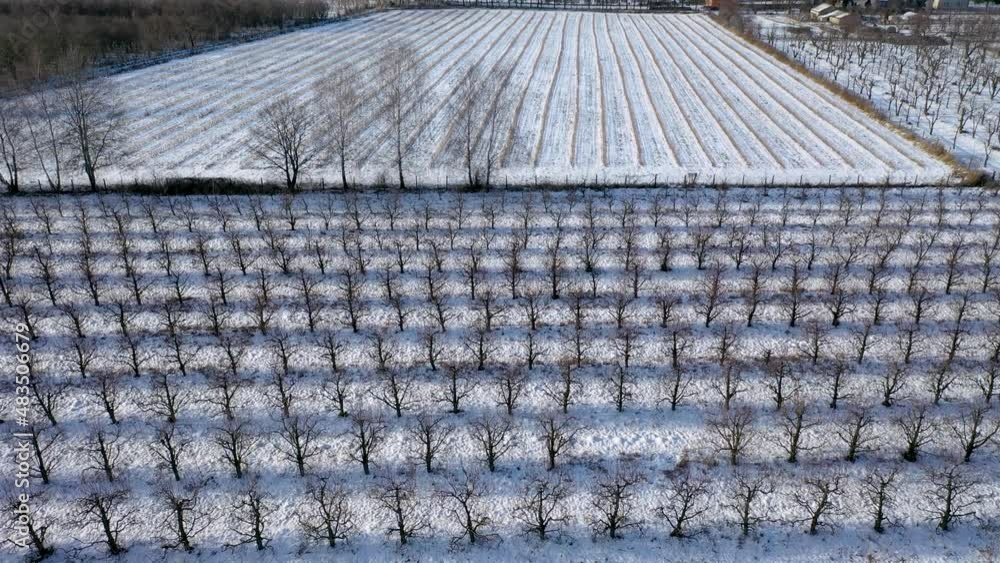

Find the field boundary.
xmin=6 ymin=171 xmax=994 ymax=199
xmin=709 ymin=14 xmax=981 ymax=187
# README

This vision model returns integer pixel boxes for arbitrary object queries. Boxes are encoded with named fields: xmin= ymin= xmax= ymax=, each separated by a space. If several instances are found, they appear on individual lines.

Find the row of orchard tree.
xmin=250 ymin=41 xmax=520 ymax=191
xmin=0 ymin=40 xmax=521 ymax=194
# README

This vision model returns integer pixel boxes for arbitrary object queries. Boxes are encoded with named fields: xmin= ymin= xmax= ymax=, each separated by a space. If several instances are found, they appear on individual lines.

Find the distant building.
xmin=930 ymin=0 xmax=968 ymax=8
xmin=810 ymin=3 xmax=837 ymax=18
xmin=827 ymin=10 xmax=861 ymax=26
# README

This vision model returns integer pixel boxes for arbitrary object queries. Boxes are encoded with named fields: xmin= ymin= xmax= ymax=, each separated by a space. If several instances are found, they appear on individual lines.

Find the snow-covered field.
xmin=89 ymin=10 xmax=956 ymax=187
xmin=757 ymin=14 xmax=1000 ymax=180
xmin=1 ymin=187 xmax=998 ymax=561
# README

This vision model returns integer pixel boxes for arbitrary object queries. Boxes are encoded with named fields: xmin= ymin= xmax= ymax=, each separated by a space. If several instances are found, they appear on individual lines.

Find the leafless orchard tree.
xmin=538 ymin=414 xmax=581 ymax=471
xmin=861 ymin=466 xmax=899 ymax=534
xmin=370 ymin=472 xmax=431 ymax=546
xmin=316 ymin=63 xmax=364 ymax=188
xmin=950 ymin=405 xmax=999 ymax=463
xmin=82 ymin=426 xmax=126 ymax=483
xmin=249 ymin=94 xmax=319 ymax=190
xmin=435 ymin=469 xmax=499 ymax=547
xmin=3 ymin=486 xmax=54 ymax=560
xmin=59 ymin=75 xmax=129 ymax=191
xmin=155 ymin=479 xmax=210 ymax=552
xmin=276 ymin=414 xmax=321 ymax=477
xmin=513 ymin=473 xmax=571 ymax=541
xmin=408 ymin=414 xmax=452 ymax=473
xmin=792 ymin=473 xmax=844 ymax=535
xmin=150 ymin=422 xmax=191 ymax=482
xmin=469 ymin=414 xmax=515 ymax=473
xmin=448 ymin=61 xmax=515 ymax=190
xmin=837 ymin=407 xmax=877 ymax=463
xmin=588 ymin=463 xmax=645 ymax=539
xmin=348 ymin=410 xmax=385 ymax=476
xmin=709 ymin=406 xmax=756 ymax=466
xmin=298 ymin=477 xmax=355 ymax=548
xmin=925 ymin=464 xmax=979 ymax=532
xmin=73 ymin=481 xmax=137 ymax=556
xmin=227 ymin=477 xmax=273 ymax=551
xmin=376 ymin=42 xmax=426 ymax=190
xmin=725 ymin=470 xmax=773 ymax=537
xmin=213 ymin=417 xmax=258 ymax=479
xmin=657 ymin=467 xmax=710 ymax=538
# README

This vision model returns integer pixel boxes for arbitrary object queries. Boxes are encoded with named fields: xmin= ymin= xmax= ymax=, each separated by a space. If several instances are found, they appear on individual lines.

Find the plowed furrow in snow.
xmin=594 ymin=14 xmax=639 ymax=168
xmin=690 ymin=16 xmax=933 ymax=170
xmin=354 ymin=9 xmax=517 ymax=169
xmin=429 ymin=11 xmax=538 ymax=167
xmin=574 ymin=13 xmax=604 ymax=168
xmin=608 ymin=14 xmax=676 ymax=168
xmin=683 ymin=16 xmax=907 ymax=172
xmin=647 ymin=16 xmax=773 ymax=169
xmin=531 ymin=12 xmax=575 ymax=168
xmin=623 ymin=15 xmax=713 ymax=168
xmin=133 ymin=10 xmax=454 ymax=168
xmin=198 ymin=10 xmax=492 ymax=170
xmin=113 ymin=12 xmax=398 ymax=113
xmin=504 ymin=12 xmax=566 ymax=167
xmin=499 ymin=15 xmax=559 ymax=167
xmin=125 ymin=11 xmax=427 ymax=157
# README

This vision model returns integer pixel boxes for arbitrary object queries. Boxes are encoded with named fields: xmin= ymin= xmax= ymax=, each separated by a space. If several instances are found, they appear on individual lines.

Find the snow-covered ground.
xmin=57 ymin=10 xmax=956 ymax=188
xmin=756 ymin=14 xmax=1000 ymax=180
xmin=1 ymin=187 xmax=998 ymax=562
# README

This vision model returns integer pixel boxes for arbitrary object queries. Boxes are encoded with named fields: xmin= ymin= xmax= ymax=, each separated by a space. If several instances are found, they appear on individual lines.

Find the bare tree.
xmin=778 ymin=402 xmax=819 ymax=464
xmin=370 ymin=473 xmax=431 ymax=546
xmin=348 ymin=410 xmax=385 ymax=476
xmin=837 ymin=407 xmax=877 ymax=462
xmin=276 ymin=414 xmax=321 ymax=477
xmin=25 ymin=89 xmax=68 ymax=191
xmin=494 ymin=366 xmax=528 ymax=415
xmin=538 ymin=414 xmax=581 ymax=471
xmin=60 ymin=76 xmax=129 ymax=190
xmin=897 ymin=405 xmax=935 ymax=463
xmin=436 ymin=364 xmax=472 ymax=414
xmin=155 ymin=479 xmax=209 ymax=552
xmin=150 ymin=422 xmax=191 ymax=482
xmin=298 ymin=477 xmax=355 ymax=548
xmin=469 ymin=414 xmax=515 ymax=472
xmin=709 ymin=406 xmax=756 ymax=465
xmin=725 ymin=470 xmax=772 ymax=537
xmin=408 ymin=414 xmax=452 ymax=473
xmin=377 ymin=43 xmax=426 ymax=190
xmin=657 ymin=468 xmax=710 ymax=538
xmin=24 ymin=423 xmax=62 ymax=485
xmin=213 ymin=418 xmax=258 ymax=479
xmin=371 ymin=367 xmax=417 ymax=418
xmin=74 ymin=482 xmax=136 ymax=556
xmin=926 ymin=464 xmax=978 ymax=531
xmin=435 ymin=469 xmax=498 ymax=547
xmin=227 ymin=478 xmax=273 ymax=551
xmin=792 ymin=474 xmax=844 ymax=535
xmin=82 ymin=427 xmax=126 ymax=483
xmin=4 ymin=485 xmax=54 ymax=560
xmin=0 ymin=96 xmax=27 ymax=194
xmin=449 ymin=61 xmax=515 ymax=190
xmin=588 ymin=463 xmax=645 ymax=539
xmin=861 ymin=467 xmax=898 ymax=534
xmin=249 ymin=95 xmax=318 ymax=190
xmin=544 ymin=362 xmax=583 ymax=414
xmin=951 ymin=405 xmax=999 ymax=463
xmin=513 ymin=473 xmax=571 ymax=541
xmin=316 ymin=64 xmax=363 ymax=188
